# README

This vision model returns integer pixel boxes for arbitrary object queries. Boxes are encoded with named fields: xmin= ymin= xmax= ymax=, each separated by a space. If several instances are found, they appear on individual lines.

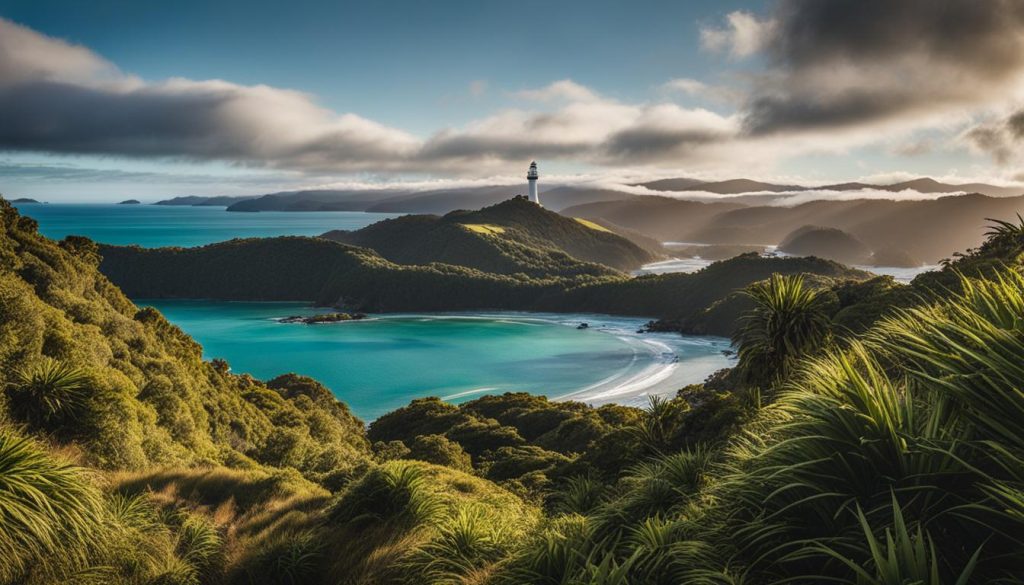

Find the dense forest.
xmin=98 ymin=218 xmax=868 ymax=330
xmin=3 ymin=197 xmax=1024 ymax=583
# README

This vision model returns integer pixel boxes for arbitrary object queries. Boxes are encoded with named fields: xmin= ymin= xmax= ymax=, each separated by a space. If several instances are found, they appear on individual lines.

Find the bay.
xmin=142 ymin=300 xmax=732 ymax=419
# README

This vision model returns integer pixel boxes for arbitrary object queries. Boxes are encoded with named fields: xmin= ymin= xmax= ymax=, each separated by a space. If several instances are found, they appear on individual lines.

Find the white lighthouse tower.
xmin=527 ymin=161 xmax=540 ymax=206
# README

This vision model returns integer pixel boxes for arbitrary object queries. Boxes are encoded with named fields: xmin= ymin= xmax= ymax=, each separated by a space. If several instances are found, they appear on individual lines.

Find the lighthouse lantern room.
xmin=527 ymin=161 xmax=540 ymax=206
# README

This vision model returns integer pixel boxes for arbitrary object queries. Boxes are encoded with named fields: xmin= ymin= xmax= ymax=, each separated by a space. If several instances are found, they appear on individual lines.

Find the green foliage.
xmin=0 ymin=199 xmax=373 ymax=480
xmin=98 ymin=235 xmax=617 ymax=311
xmin=370 ymin=393 xmax=643 ymax=485
xmin=97 ymin=227 xmax=869 ymax=328
xmin=551 ymin=475 xmax=607 ymax=516
xmin=400 ymin=504 xmax=515 ymax=585
xmin=407 ymin=434 xmax=472 ymax=472
xmin=809 ymin=496 xmax=981 ymax=585
xmin=544 ymin=252 xmax=869 ymax=322
xmin=7 ymin=196 xmax=1024 ymax=584
xmin=243 ymin=529 xmax=324 ymax=585
xmin=329 ymin=461 xmax=445 ymax=529
xmin=324 ymin=198 xmax=637 ymax=277
xmin=6 ymin=358 xmax=92 ymax=435
xmin=0 ymin=430 xmax=103 ymax=583
xmin=733 ymin=273 xmax=832 ymax=391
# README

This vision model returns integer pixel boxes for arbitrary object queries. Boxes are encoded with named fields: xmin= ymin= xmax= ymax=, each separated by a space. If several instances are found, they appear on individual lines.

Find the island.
xmin=277 ymin=312 xmax=367 ymax=324
xmin=9 ymin=197 xmax=41 ymax=203
xmin=118 ymin=199 xmax=142 ymax=205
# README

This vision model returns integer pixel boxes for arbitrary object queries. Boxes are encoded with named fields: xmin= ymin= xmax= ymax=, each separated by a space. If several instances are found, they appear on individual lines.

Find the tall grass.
xmin=0 ymin=430 xmax=103 ymax=583
xmin=402 ymin=504 xmax=512 ymax=584
xmin=329 ymin=461 xmax=444 ymax=529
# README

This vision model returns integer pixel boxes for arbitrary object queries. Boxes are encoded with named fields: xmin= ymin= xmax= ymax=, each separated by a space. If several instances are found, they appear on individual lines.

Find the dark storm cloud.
xmin=602 ymin=127 xmax=725 ymax=161
xmin=0 ymin=81 xmax=236 ymax=158
xmin=734 ymin=0 xmax=1024 ymax=135
xmin=964 ymin=108 xmax=1024 ymax=165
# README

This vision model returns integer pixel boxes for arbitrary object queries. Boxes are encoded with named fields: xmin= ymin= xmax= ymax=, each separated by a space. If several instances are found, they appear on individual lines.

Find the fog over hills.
xmin=568 ymin=193 xmax=1024 ymax=265
xmin=151 ymin=176 xmax=1024 ymax=266
xmin=156 ymin=176 xmax=1024 ymax=212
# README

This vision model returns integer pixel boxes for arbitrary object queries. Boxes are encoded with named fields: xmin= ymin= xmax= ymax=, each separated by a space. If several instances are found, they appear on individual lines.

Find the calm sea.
xmin=11 ymin=203 xmax=400 ymax=247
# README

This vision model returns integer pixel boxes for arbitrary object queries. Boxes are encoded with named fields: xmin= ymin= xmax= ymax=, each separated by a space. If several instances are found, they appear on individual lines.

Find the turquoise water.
xmin=11 ymin=203 xmax=400 ymax=247
xmin=11 ymin=203 xmax=732 ymax=417
xmin=143 ymin=301 xmax=732 ymax=419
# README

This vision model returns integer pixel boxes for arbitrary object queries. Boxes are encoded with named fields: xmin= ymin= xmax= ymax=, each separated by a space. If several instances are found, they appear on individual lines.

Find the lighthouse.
xmin=527 ymin=161 xmax=540 ymax=206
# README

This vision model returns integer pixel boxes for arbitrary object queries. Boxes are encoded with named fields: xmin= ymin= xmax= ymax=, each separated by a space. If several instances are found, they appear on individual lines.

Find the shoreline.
xmin=139 ymin=300 xmax=733 ymax=418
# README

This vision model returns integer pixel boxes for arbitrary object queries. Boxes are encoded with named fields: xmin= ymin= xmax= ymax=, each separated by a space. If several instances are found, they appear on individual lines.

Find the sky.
xmin=2 ymin=0 xmax=1024 ymax=201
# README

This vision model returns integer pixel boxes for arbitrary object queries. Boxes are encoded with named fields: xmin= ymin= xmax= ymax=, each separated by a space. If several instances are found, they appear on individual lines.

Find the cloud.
xmin=736 ymin=0 xmax=1024 ymax=136
xmin=0 ymin=20 xmax=740 ymax=173
xmin=513 ymin=79 xmax=601 ymax=103
xmin=700 ymin=11 xmax=776 ymax=58
xmin=662 ymin=78 xmax=708 ymax=96
xmin=0 ymin=19 xmax=423 ymax=172
xmin=6 ymin=5 xmax=1024 ymax=180
xmin=419 ymin=99 xmax=738 ymax=167
xmin=963 ymin=108 xmax=1024 ymax=165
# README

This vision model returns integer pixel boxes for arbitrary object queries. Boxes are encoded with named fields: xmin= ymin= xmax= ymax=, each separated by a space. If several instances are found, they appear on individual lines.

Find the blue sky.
xmin=1 ymin=0 xmax=1022 ymax=201
xmin=1 ymin=0 xmax=754 ymax=130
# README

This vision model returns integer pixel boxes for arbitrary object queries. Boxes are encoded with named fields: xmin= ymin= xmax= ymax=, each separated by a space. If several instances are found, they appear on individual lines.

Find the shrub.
xmin=0 ymin=430 xmax=103 ymax=582
xmin=407 ymin=434 xmax=472 ymax=472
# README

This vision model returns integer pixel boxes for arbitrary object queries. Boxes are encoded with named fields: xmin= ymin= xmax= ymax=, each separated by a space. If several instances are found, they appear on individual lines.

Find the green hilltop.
xmin=322 ymin=196 xmax=660 ymax=274
xmin=2 ymin=197 xmax=1024 ymax=583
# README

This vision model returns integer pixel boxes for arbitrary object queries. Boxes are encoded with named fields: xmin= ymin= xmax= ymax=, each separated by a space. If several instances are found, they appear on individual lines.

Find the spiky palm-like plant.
xmin=695 ymin=270 xmax=1024 ymax=582
xmin=405 ymin=504 xmax=512 ymax=585
xmin=552 ymin=475 xmax=606 ymax=516
xmin=329 ymin=461 xmax=444 ymax=528
xmin=810 ymin=497 xmax=981 ymax=585
xmin=0 ymin=430 xmax=103 ymax=583
xmin=498 ymin=514 xmax=606 ymax=585
xmin=732 ymin=273 xmax=832 ymax=394
xmin=6 ymin=358 xmax=91 ymax=435
xmin=174 ymin=514 xmax=223 ymax=581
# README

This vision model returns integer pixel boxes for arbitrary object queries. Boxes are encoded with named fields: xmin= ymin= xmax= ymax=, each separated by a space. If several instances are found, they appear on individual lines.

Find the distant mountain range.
xmin=155 ymin=195 xmax=260 ymax=206
xmin=154 ymin=176 xmax=1023 ymax=215
xmin=565 ymin=193 xmax=1024 ymax=264
xmin=148 ymin=177 xmax=1024 ymax=266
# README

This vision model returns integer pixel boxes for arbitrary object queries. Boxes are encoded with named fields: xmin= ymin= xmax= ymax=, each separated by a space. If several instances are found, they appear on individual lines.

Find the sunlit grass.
xmin=462 ymin=223 xmax=506 ymax=235
xmin=573 ymin=218 xmax=613 ymax=233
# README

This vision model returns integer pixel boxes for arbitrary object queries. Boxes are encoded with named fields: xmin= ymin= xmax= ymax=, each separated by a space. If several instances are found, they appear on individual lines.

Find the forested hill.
xmin=97 ymin=236 xmax=869 ymax=329
xmin=0 ymin=198 xmax=373 ymax=482
xmin=322 ymin=196 xmax=660 ymax=273
xmin=98 ymin=236 xmax=601 ymax=310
